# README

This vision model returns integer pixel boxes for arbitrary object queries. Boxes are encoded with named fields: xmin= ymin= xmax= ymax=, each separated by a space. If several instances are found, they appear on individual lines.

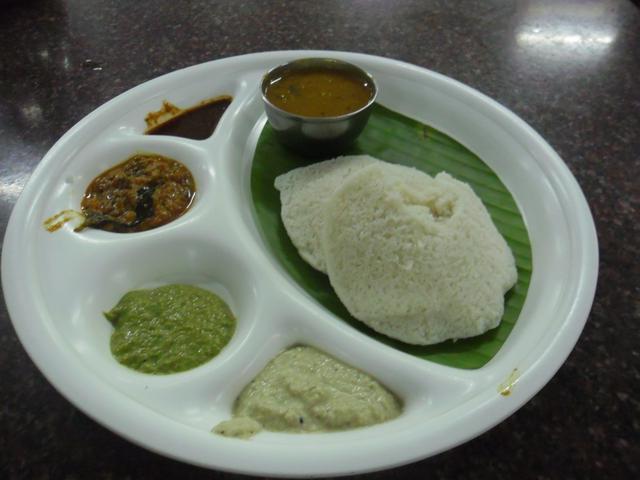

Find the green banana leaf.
xmin=251 ymin=104 xmax=531 ymax=369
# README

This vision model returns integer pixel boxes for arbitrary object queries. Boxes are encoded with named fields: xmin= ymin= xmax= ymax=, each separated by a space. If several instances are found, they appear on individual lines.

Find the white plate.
xmin=1 ymin=51 xmax=598 ymax=477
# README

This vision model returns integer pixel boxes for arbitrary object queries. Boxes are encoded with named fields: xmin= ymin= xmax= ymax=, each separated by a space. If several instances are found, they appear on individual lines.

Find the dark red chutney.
xmin=145 ymin=96 xmax=232 ymax=140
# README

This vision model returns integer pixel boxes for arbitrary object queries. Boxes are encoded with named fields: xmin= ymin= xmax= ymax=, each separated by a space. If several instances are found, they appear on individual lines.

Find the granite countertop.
xmin=1 ymin=1 xmax=638 ymax=478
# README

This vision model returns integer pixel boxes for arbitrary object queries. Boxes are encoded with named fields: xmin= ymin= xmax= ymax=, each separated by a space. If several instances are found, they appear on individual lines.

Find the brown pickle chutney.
xmin=80 ymin=153 xmax=195 ymax=233
xmin=145 ymin=96 xmax=232 ymax=140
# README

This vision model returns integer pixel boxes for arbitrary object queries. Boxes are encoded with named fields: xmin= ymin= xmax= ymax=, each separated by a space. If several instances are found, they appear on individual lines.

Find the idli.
xmin=274 ymin=155 xmax=379 ymax=272
xmin=322 ymin=163 xmax=517 ymax=345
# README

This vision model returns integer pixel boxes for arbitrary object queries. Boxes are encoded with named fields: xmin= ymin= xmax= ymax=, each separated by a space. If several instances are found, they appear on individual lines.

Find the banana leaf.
xmin=250 ymin=104 xmax=531 ymax=369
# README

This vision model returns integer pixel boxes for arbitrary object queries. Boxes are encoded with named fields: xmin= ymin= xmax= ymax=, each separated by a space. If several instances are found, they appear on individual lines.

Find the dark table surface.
xmin=1 ymin=1 xmax=638 ymax=478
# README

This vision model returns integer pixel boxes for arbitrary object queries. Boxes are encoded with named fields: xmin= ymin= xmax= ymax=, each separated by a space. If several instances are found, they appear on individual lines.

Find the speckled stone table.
xmin=1 ymin=1 xmax=638 ymax=478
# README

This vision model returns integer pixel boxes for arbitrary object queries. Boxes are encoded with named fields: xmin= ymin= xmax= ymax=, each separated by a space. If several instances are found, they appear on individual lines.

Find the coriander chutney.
xmin=105 ymin=284 xmax=235 ymax=374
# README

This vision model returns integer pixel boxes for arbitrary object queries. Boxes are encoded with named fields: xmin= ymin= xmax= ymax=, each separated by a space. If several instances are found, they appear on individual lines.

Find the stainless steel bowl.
xmin=261 ymin=58 xmax=377 ymax=155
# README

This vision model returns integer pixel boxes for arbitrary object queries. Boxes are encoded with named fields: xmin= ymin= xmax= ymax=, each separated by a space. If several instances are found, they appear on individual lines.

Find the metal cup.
xmin=261 ymin=58 xmax=377 ymax=156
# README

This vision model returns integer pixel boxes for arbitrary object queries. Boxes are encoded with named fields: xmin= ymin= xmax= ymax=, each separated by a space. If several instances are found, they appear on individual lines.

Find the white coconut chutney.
xmin=213 ymin=346 xmax=401 ymax=438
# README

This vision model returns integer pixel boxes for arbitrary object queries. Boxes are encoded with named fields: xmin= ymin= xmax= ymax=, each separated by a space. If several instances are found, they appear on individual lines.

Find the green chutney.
xmin=105 ymin=284 xmax=235 ymax=374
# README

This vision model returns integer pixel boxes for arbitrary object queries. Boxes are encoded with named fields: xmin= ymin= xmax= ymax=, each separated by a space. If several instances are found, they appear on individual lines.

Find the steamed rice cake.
xmin=322 ymin=163 xmax=517 ymax=345
xmin=274 ymin=155 xmax=378 ymax=272
xmin=274 ymin=155 xmax=518 ymax=345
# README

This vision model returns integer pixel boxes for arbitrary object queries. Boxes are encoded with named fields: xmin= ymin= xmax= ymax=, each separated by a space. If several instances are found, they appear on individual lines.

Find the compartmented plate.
xmin=1 ymin=51 xmax=598 ymax=477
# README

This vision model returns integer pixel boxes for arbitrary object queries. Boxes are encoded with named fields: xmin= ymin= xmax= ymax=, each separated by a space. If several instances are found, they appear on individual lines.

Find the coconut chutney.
xmin=105 ymin=284 xmax=235 ymax=374
xmin=213 ymin=345 xmax=401 ymax=438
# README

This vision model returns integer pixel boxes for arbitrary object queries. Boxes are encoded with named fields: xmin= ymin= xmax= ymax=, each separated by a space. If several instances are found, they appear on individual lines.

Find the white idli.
xmin=322 ymin=163 xmax=517 ymax=345
xmin=274 ymin=155 xmax=379 ymax=272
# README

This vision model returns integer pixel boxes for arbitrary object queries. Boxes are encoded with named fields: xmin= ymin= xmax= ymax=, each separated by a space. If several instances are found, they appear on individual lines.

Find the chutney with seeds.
xmin=80 ymin=153 xmax=195 ymax=233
